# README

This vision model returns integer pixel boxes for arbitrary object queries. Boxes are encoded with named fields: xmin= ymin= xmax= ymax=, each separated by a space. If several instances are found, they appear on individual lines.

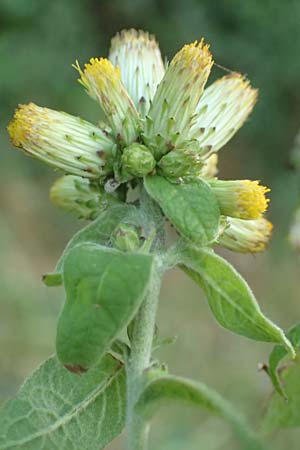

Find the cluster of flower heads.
xmin=8 ymin=29 xmax=272 ymax=253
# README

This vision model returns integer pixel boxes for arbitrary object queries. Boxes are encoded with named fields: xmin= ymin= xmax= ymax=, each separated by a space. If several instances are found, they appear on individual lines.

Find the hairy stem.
xmin=126 ymin=271 xmax=162 ymax=450
xmin=125 ymin=187 xmax=164 ymax=450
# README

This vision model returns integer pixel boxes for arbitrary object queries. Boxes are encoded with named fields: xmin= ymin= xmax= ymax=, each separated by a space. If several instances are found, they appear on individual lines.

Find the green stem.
xmin=125 ymin=188 xmax=164 ymax=450
xmin=126 ymin=268 xmax=162 ymax=450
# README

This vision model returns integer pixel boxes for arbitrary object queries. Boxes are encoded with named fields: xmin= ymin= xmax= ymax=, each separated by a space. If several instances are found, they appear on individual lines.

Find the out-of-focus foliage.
xmin=1 ymin=1 xmax=300 ymax=449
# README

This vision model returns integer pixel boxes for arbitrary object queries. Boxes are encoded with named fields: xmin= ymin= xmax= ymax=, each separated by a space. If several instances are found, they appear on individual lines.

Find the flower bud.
xmin=109 ymin=29 xmax=165 ymax=115
xmin=189 ymin=73 xmax=258 ymax=158
xmin=7 ymin=103 xmax=115 ymax=179
xmin=208 ymin=179 xmax=270 ymax=220
xmin=50 ymin=175 xmax=120 ymax=219
xmin=111 ymin=223 xmax=141 ymax=252
xmin=143 ymin=40 xmax=213 ymax=158
xmin=218 ymin=217 xmax=273 ymax=253
xmin=158 ymin=149 xmax=203 ymax=178
xmin=121 ymin=143 xmax=156 ymax=179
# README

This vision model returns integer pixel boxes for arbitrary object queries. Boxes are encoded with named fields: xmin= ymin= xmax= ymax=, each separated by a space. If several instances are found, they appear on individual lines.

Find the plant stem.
xmin=125 ymin=186 xmax=164 ymax=450
xmin=125 ymin=269 xmax=162 ymax=450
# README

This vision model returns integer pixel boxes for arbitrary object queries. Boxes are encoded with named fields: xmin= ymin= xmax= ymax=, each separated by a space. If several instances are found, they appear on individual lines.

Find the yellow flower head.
xmin=209 ymin=179 xmax=270 ymax=220
xmin=7 ymin=103 xmax=115 ymax=178
xmin=171 ymin=40 xmax=212 ymax=72
xmin=77 ymin=57 xmax=121 ymax=92
xmin=219 ymin=217 xmax=273 ymax=253
xmin=143 ymin=39 xmax=213 ymax=158
xmin=7 ymin=103 xmax=33 ymax=149
xmin=74 ymin=58 xmax=140 ymax=146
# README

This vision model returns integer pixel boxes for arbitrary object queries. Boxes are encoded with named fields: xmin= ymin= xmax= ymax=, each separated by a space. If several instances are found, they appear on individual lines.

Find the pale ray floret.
xmin=143 ymin=40 xmax=213 ymax=158
xmin=109 ymin=29 xmax=165 ymax=115
xmin=189 ymin=73 xmax=258 ymax=158
xmin=7 ymin=103 xmax=115 ymax=179
xmin=74 ymin=58 xmax=140 ymax=146
xmin=219 ymin=216 xmax=273 ymax=253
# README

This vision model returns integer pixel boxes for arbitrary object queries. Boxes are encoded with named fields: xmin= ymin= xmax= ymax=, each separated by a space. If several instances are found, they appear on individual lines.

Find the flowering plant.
xmin=1 ymin=29 xmax=297 ymax=450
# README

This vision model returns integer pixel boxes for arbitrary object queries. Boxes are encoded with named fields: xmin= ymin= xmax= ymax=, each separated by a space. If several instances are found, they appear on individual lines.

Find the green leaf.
xmin=262 ymin=363 xmax=300 ymax=433
xmin=56 ymin=243 xmax=154 ymax=371
xmin=0 ymin=354 xmax=125 ymax=450
xmin=267 ymin=323 xmax=300 ymax=399
xmin=55 ymin=204 xmax=136 ymax=273
xmin=181 ymin=246 xmax=294 ymax=355
xmin=43 ymin=204 xmax=134 ymax=286
xmin=144 ymin=175 xmax=220 ymax=245
xmin=136 ymin=373 xmax=266 ymax=450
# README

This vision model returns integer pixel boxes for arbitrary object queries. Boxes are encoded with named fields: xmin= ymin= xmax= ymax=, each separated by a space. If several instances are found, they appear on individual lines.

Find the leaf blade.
xmin=262 ymin=363 xmax=300 ymax=433
xmin=136 ymin=373 xmax=266 ymax=450
xmin=55 ymin=204 xmax=136 ymax=273
xmin=144 ymin=175 xmax=220 ymax=245
xmin=181 ymin=246 xmax=294 ymax=355
xmin=0 ymin=355 xmax=125 ymax=450
xmin=267 ymin=323 xmax=300 ymax=398
xmin=56 ymin=243 xmax=154 ymax=370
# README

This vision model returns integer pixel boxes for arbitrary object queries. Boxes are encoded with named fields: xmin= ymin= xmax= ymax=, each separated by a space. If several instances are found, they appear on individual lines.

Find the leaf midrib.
xmin=184 ymin=250 xmax=285 ymax=340
xmin=0 ymin=365 xmax=123 ymax=450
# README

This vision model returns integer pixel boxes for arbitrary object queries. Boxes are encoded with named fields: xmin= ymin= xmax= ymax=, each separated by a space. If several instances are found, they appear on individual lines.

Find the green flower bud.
xmin=158 ymin=149 xmax=203 ymax=178
xmin=50 ymin=175 xmax=120 ymax=220
xmin=111 ymin=223 xmax=141 ymax=252
xmin=121 ymin=143 xmax=156 ymax=179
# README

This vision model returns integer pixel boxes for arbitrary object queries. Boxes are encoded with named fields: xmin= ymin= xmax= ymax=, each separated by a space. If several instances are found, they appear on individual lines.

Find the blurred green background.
xmin=1 ymin=0 xmax=300 ymax=449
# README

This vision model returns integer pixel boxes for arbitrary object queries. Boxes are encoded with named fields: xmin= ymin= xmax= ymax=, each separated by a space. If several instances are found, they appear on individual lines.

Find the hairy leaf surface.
xmin=56 ymin=243 xmax=154 ymax=371
xmin=144 ymin=175 xmax=220 ymax=245
xmin=0 ymin=355 xmax=125 ymax=450
xmin=181 ymin=247 xmax=294 ymax=355
xmin=136 ymin=373 xmax=266 ymax=450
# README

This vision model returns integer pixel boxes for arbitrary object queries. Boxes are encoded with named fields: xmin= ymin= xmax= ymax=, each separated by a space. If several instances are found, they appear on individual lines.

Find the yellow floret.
xmin=172 ymin=40 xmax=213 ymax=71
xmin=237 ymin=181 xmax=270 ymax=219
xmin=76 ymin=58 xmax=121 ymax=92
xmin=209 ymin=179 xmax=270 ymax=220
xmin=74 ymin=57 xmax=139 ymax=145
xmin=8 ymin=103 xmax=40 ymax=148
